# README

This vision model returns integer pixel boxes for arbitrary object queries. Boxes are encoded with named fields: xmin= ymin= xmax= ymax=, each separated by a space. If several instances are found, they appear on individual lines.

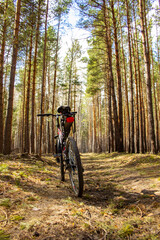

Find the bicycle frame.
xmin=37 ymin=109 xmax=83 ymax=197
xmin=56 ymin=112 xmax=76 ymax=155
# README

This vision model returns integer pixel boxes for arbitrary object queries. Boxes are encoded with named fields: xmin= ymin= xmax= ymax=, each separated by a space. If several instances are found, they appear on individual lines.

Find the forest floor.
xmin=0 ymin=152 xmax=160 ymax=240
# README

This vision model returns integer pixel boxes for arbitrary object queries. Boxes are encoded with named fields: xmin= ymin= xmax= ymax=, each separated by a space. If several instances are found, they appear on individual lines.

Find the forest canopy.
xmin=0 ymin=0 xmax=159 ymax=155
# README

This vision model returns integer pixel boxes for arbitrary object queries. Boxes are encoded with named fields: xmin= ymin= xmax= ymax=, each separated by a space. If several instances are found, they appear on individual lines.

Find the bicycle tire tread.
xmin=68 ymin=137 xmax=84 ymax=197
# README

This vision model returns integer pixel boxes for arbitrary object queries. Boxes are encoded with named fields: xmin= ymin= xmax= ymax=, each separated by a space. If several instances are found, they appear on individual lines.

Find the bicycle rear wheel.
xmin=67 ymin=137 xmax=83 ymax=197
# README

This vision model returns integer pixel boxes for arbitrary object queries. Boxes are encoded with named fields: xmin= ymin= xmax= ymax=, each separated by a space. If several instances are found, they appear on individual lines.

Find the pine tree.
xmin=0 ymin=0 xmax=8 ymax=153
xmin=139 ymin=0 xmax=157 ymax=153
xmin=3 ymin=0 xmax=21 ymax=154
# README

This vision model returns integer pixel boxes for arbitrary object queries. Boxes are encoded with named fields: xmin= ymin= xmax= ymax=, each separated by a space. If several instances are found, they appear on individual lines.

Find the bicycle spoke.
xmin=67 ymin=137 xmax=83 ymax=197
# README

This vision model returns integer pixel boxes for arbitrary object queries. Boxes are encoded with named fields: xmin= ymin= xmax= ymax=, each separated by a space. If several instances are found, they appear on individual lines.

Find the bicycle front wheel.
xmin=67 ymin=137 xmax=83 ymax=197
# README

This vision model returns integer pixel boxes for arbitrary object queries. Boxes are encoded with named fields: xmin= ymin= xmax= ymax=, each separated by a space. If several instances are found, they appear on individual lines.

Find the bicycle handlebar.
xmin=37 ymin=112 xmax=77 ymax=117
xmin=37 ymin=113 xmax=59 ymax=117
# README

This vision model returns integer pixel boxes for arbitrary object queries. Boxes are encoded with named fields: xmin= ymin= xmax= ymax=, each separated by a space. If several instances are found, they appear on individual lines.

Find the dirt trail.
xmin=0 ymin=153 xmax=160 ymax=239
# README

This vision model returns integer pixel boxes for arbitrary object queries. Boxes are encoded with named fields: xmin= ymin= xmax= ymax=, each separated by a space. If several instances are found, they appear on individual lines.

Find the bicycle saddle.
xmin=57 ymin=106 xmax=71 ymax=114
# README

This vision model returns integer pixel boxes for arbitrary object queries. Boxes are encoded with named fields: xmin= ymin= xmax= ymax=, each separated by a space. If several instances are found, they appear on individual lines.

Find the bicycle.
xmin=37 ymin=106 xmax=84 ymax=197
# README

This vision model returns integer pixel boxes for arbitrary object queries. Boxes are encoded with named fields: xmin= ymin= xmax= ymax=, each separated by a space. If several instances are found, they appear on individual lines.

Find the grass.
xmin=118 ymin=223 xmax=134 ymax=238
xmin=0 ymin=230 xmax=10 ymax=240
xmin=141 ymin=234 xmax=159 ymax=240
xmin=26 ymin=195 xmax=39 ymax=201
xmin=10 ymin=215 xmax=24 ymax=221
xmin=0 ymin=153 xmax=160 ymax=239
xmin=0 ymin=198 xmax=11 ymax=208
xmin=0 ymin=164 xmax=8 ymax=173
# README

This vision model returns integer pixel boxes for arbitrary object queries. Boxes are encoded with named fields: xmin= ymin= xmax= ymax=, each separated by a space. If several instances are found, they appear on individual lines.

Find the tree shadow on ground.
xmin=14 ymin=224 xmax=104 ymax=240
xmin=124 ymin=155 xmax=160 ymax=167
xmin=81 ymin=155 xmax=160 ymax=211
xmin=82 ymin=180 xmax=160 ymax=211
xmin=82 ymin=152 xmax=126 ymax=161
xmin=0 ymin=173 xmax=69 ymax=201
xmin=0 ymin=154 xmax=57 ymax=167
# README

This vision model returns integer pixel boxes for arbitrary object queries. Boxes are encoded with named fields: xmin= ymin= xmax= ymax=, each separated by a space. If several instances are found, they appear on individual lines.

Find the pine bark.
xmin=47 ymin=59 xmax=51 ymax=153
xmin=133 ymin=5 xmax=144 ymax=153
xmin=99 ymin=92 xmax=102 ymax=152
xmin=105 ymin=56 xmax=113 ymax=152
xmin=111 ymin=0 xmax=123 ymax=152
xmin=39 ymin=0 xmax=49 ymax=156
xmin=156 ymin=26 xmax=160 ymax=151
xmin=126 ymin=0 xmax=134 ymax=153
xmin=68 ymin=43 xmax=74 ymax=106
xmin=52 ymin=14 xmax=60 ymax=153
xmin=118 ymin=0 xmax=130 ymax=152
xmin=97 ymin=93 xmax=102 ymax=153
xmin=88 ymin=104 xmax=93 ymax=152
xmin=22 ymin=46 xmax=28 ymax=152
xmin=151 ymin=46 xmax=159 ymax=151
xmin=132 ymin=32 xmax=139 ymax=153
xmin=104 ymin=74 xmax=107 ymax=152
xmin=24 ymin=30 xmax=33 ymax=153
xmin=0 ymin=0 xmax=8 ymax=153
xmin=139 ymin=0 xmax=157 ymax=153
xmin=31 ymin=0 xmax=41 ymax=153
xmin=3 ymin=0 xmax=21 ymax=154
xmin=93 ymin=96 xmax=97 ymax=153
xmin=103 ymin=0 xmax=119 ymax=152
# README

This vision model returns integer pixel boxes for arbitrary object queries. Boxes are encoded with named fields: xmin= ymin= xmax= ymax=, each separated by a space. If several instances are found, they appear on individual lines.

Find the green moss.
xmin=141 ymin=234 xmax=159 ymax=240
xmin=45 ymin=178 xmax=52 ymax=181
xmin=118 ymin=223 xmax=134 ymax=238
xmin=0 ymin=230 xmax=10 ymax=240
xmin=0 ymin=198 xmax=11 ymax=208
xmin=19 ymin=171 xmax=28 ymax=178
xmin=83 ymin=193 xmax=92 ymax=199
xmin=20 ymin=223 xmax=26 ymax=230
xmin=27 ymin=196 xmax=39 ymax=201
xmin=0 ymin=164 xmax=8 ymax=172
xmin=10 ymin=215 xmax=24 ymax=221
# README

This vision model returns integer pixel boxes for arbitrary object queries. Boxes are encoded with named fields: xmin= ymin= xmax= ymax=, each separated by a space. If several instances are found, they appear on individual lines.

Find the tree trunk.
xmin=118 ymin=0 xmax=130 ymax=152
xmin=104 ymin=73 xmax=107 ymax=152
xmin=39 ymin=0 xmax=49 ymax=156
xmin=156 ymin=26 xmax=160 ymax=152
xmin=132 ymin=32 xmax=139 ymax=153
xmin=88 ymin=103 xmax=93 ymax=152
xmin=22 ymin=46 xmax=28 ymax=152
xmin=111 ymin=0 xmax=123 ymax=152
xmin=139 ymin=0 xmax=157 ymax=153
xmin=105 ymin=56 xmax=113 ymax=152
xmin=24 ymin=30 xmax=33 ymax=153
xmin=150 ymin=46 xmax=159 ymax=152
xmin=98 ymin=92 xmax=102 ymax=152
xmin=126 ymin=0 xmax=134 ymax=153
xmin=0 ymin=0 xmax=8 ymax=153
xmin=93 ymin=96 xmax=97 ymax=153
xmin=133 ymin=4 xmax=144 ymax=153
xmin=31 ymin=0 xmax=41 ymax=154
xmin=68 ymin=42 xmax=74 ymax=106
xmin=140 ymin=69 xmax=147 ymax=152
xmin=47 ymin=58 xmax=51 ymax=153
xmin=52 ymin=13 xmax=61 ymax=153
xmin=103 ymin=0 xmax=119 ymax=152
xmin=3 ymin=0 xmax=21 ymax=154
